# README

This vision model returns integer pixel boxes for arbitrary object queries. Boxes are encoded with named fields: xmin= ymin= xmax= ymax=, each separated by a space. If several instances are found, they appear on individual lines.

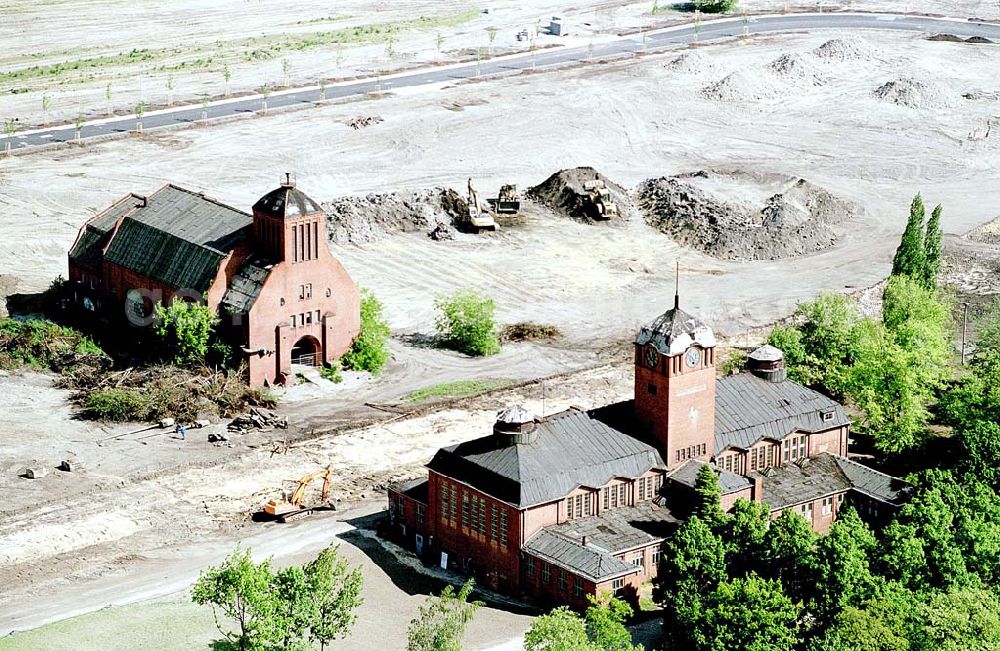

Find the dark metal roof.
xmin=426 ymin=408 xmax=666 ymax=508
xmin=69 ymin=194 xmax=143 ymax=264
xmin=833 ymin=456 xmax=912 ymax=504
xmin=714 ymin=373 xmax=850 ymax=455
xmin=221 ymin=257 xmax=272 ymax=313
xmin=544 ymin=503 xmax=677 ymax=553
xmin=668 ymin=459 xmax=752 ymax=494
xmin=93 ymin=185 xmax=252 ymax=292
xmin=749 ymin=452 xmax=911 ymax=510
xmin=389 ymin=478 xmax=429 ymax=503
xmin=523 ymin=529 xmax=637 ymax=583
xmin=635 ymin=305 xmax=716 ymax=356
xmin=253 ymin=185 xmax=323 ymax=219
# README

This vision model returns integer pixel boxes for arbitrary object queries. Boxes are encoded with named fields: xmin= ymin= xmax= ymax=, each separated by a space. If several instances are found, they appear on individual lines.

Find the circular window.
xmin=325 ymin=288 xmax=332 ymax=298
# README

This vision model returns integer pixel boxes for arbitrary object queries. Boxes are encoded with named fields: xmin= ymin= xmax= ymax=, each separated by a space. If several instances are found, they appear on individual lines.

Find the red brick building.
xmin=388 ymin=297 xmax=911 ymax=607
xmin=67 ymin=178 xmax=359 ymax=386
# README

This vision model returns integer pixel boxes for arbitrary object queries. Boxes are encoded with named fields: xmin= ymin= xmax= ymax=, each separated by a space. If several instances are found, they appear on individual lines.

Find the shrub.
xmin=83 ymin=387 xmax=153 ymax=421
xmin=321 ymin=362 xmax=344 ymax=383
xmin=0 ymin=317 xmax=107 ymax=373
xmin=341 ymin=289 xmax=391 ymax=374
xmin=153 ymin=300 xmax=219 ymax=366
xmin=696 ymin=0 xmax=738 ymax=12
xmin=434 ymin=289 xmax=500 ymax=357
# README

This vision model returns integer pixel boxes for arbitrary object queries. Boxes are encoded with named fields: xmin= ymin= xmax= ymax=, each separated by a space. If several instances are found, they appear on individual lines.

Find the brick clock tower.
xmin=634 ymin=291 xmax=717 ymax=469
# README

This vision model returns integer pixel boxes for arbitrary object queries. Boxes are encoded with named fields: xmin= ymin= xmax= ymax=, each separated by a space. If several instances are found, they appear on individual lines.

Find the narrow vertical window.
xmin=292 ymin=225 xmax=298 ymax=262
xmin=313 ymin=221 xmax=319 ymax=259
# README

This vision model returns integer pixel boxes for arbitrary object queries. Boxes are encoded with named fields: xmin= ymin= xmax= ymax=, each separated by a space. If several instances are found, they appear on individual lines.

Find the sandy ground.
xmin=1 ymin=14 xmax=999 ymax=647
xmin=2 ymin=0 xmax=998 ymax=128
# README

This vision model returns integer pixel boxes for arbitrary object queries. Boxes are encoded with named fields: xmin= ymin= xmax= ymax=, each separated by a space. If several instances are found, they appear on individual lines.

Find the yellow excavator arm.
xmin=288 ymin=464 xmax=334 ymax=506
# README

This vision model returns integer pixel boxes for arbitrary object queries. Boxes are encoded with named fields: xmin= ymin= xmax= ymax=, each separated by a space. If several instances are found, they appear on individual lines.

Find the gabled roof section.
xmin=635 ymin=305 xmax=716 ymax=357
xmin=426 ymin=409 xmax=666 ymax=508
xmin=523 ymin=503 xmax=677 ymax=582
xmin=101 ymin=184 xmax=252 ymax=292
xmin=833 ymin=456 xmax=912 ymax=505
xmin=69 ymin=193 xmax=144 ymax=264
xmin=714 ymin=372 xmax=850 ymax=455
xmin=221 ymin=256 xmax=273 ymax=313
xmin=668 ymin=459 xmax=752 ymax=494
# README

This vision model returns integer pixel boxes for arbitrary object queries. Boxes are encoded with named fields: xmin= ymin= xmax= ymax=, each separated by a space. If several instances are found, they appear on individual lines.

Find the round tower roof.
xmin=253 ymin=183 xmax=323 ymax=219
xmin=496 ymin=404 xmax=536 ymax=425
xmin=748 ymin=345 xmax=784 ymax=362
xmin=636 ymin=307 xmax=716 ymax=356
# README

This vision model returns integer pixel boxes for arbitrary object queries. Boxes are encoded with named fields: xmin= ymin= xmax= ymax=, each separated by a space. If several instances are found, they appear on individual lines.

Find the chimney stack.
xmin=746 ymin=345 xmax=787 ymax=383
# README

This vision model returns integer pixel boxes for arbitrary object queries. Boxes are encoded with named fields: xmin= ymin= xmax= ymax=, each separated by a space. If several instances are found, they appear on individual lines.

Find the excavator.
xmin=488 ymin=184 xmax=520 ymax=215
xmin=466 ymin=178 xmax=499 ymax=232
xmin=263 ymin=464 xmax=336 ymax=523
xmin=582 ymin=179 xmax=619 ymax=220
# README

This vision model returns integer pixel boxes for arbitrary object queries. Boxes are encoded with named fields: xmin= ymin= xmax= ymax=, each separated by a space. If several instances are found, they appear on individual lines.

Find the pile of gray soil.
xmin=666 ymin=51 xmax=717 ymax=75
xmin=966 ymin=217 xmax=1000 ymax=245
xmin=527 ymin=167 xmax=631 ymax=223
xmin=812 ymin=37 xmax=877 ymax=61
xmin=768 ymin=53 xmax=823 ymax=86
xmin=873 ymin=77 xmax=954 ymax=109
xmin=636 ymin=172 xmax=858 ymax=261
xmin=702 ymin=70 xmax=783 ymax=102
xmin=323 ymin=188 xmax=465 ymax=244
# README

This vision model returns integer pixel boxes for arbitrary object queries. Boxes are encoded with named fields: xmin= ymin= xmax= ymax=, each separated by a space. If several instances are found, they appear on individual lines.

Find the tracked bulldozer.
xmin=582 ymin=179 xmax=619 ymax=220
xmin=488 ymin=184 xmax=520 ymax=214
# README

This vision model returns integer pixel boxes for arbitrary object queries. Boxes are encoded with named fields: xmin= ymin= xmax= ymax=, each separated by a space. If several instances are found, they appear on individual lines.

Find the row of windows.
xmin=783 ymin=435 xmax=808 ymax=464
xmin=527 ymin=561 xmax=585 ymax=599
xmin=792 ymin=494 xmax=844 ymax=521
xmin=749 ymin=445 xmax=776 ymax=472
xmin=290 ymin=310 xmax=322 ymax=327
xmin=718 ymin=434 xmax=813 ymax=474
xmin=292 ymin=221 xmax=320 ymax=262
xmin=675 ymin=444 xmax=706 ymax=463
xmin=565 ymin=493 xmax=593 ymax=521
xmin=439 ymin=481 xmax=507 ymax=545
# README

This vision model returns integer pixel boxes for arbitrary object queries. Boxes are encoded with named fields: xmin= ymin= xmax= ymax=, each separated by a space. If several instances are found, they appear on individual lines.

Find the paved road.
xmin=11 ymin=12 xmax=1000 ymax=150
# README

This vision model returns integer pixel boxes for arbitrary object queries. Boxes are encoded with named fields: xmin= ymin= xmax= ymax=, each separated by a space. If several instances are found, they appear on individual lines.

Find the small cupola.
xmin=747 ymin=345 xmax=787 ymax=383
xmin=494 ymin=404 xmax=538 ymax=445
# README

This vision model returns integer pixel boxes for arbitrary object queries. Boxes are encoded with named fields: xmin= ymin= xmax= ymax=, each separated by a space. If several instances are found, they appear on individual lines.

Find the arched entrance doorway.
xmin=290 ymin=335 xmax=322 ymax=367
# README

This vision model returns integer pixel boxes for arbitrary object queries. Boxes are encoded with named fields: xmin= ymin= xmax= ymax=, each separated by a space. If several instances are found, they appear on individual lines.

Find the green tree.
xmin=274 ymin=565 xmax=315 ymax=650
xmin=915 ymin=586 xmax=1000 ymax=651
xmin=695 ymin=0 xmax=738 ymax=13
xmin=341 ymin=288 xmax=391 ymax=374
xmin=766 ymin=324 xmax=808 ymax=382
xmin=922 ymin=203 xmax=943 ymax=289
xmin=653 ymin=516 xmax=727 ymax=648
xmin=892 ymin=193 xmax=927 ymax=281
xmin=433 ymin=289 xmax=500 ymax=356
xmin=191 ymin=547 xmax=280 ymax=651
xmin=153 ymin=300 xmax=219 ymax=366
xmin=524 ymin=607 xmax=597 ymax=651
xmin=761 ymin=509 xmax=817 ymax=604
xmin=406 ymin=579 xmax=482 ymax=651
xmin=723 ymin=499 xmax=771 ymax=577
xmin=305 ymin=545 xmax=364 ymax=650
xmin=975 ymin=297 xmax=1000 ymax=363
xmin=808 ymin=583 xmax=915 ymax=651
xmin=693 ymin=463 xmax=726 ymax=528
xmin=585 ymin=594 xmax=642 ymax=651
xmin=690 ymin=574 xmax=799 ymax=651
xmin=812 ymin=508 xmax=877 ymax=621
xmin=769 ymin=293 xmax=858 ymax=391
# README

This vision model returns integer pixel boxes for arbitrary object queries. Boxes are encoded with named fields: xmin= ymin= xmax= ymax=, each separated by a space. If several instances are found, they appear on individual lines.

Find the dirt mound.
xmin=812 ymin=37 xmax=877 ymax=61
xmin=928 ymin=33 xmax=994 ymax=44
xmin=323 ymin=189 xmax=467 ymax=244
xmin=527 ymin=167 xmax=630 ymax=223
xmin=666 ymin=51 xmax=717 ymax=75
xmin=967 ymin=218 xmax=1000 ymax=245
xmin=873 ymin=77 xmax=955 ymax=109
xmin=636 ymin=172 xmax=858 ymax=261
xmin=768 ymin=53 xmax=823 ymax=85
xmin=702 ymin=70 xmax=782 ymax=102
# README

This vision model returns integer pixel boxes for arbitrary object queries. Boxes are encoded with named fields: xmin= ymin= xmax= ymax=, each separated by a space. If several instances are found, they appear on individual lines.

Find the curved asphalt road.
xmin=11 ymin=12 xmax=1000 ymax=150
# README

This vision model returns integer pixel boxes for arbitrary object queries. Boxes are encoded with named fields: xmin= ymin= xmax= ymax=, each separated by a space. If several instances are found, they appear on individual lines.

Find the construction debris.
xmin=428 ymin=223 xmax=455 ymax=240
xmin=208 ymin=431 xmax=229 ymax=443
xmin=21 ymin=467 xmax=48 ymax=479
xmin=159 ymin=417 xmax=175 ymax=429
xmin=58 ymin=459 xmax=82 ymax=472
xmin=347 ymin=115 xmax=384 ymax=130
xmin=488 ymin=184 xmax=521 ymax=214
xmin=323 ymin=188 xmax=466 ymax=244
xmin=228 ymin=407 xmax=287 ymax=433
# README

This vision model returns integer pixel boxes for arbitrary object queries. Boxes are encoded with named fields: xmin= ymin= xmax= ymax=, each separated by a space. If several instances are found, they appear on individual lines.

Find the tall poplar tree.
xmin=891 ymin=194 xmax=927 ymax=281
xmin=922 ymin=203 xmax=943 ymax=289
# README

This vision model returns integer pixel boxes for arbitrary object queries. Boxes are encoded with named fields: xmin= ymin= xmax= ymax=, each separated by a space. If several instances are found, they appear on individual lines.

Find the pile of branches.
xmin=0 ymin=318 xmax=109 ymax=375
xmin=59 ymin=363 xmax=276 ymax=423
xmin=499 ymin=321 xmax=562 ymax=344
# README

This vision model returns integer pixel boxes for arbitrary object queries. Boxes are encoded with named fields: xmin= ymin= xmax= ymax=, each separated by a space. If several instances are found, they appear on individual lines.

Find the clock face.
xmin=685 ymin=347 xmax=700 ymax=368
xmin=645 ymin=346 xmax=659 ymax=368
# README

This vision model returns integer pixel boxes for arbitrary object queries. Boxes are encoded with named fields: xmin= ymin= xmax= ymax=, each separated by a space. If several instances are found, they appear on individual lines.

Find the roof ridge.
xmin=160 ymin=183 xmax=252 ymax=217
xmin=832 ymin=454 xmax=904 ymax=482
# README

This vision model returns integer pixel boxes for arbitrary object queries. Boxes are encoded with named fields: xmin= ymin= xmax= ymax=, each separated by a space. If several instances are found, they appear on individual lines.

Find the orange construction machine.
xmin=263 ymin=464 xmax=336 ymax=522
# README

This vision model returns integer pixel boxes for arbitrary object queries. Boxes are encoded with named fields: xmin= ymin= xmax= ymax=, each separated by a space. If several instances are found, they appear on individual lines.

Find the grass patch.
xmin=405 ymin=378 xmax=516 ymax=404
xmin=499 ymin=322 xmax=561 ymax=344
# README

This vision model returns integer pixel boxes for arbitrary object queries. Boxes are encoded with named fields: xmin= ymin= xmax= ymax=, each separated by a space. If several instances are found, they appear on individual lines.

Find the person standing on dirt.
xmin=176 ymin=423 xmax=186 ymax=441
